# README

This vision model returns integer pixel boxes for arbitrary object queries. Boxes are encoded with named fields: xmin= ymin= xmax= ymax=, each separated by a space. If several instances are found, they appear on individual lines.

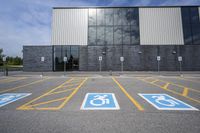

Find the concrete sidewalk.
xmin=1 ymin=71 xmax=200 ymax=77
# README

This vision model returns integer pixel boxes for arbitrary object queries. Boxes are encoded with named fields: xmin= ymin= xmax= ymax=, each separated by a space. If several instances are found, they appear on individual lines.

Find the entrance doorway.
xmin=54 ymin=45 xmax=79 ymax=71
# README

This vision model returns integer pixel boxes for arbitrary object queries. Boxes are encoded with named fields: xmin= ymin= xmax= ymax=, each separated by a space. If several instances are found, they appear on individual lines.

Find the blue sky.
xmin=0 ymin=0 xmax=199 ymax=57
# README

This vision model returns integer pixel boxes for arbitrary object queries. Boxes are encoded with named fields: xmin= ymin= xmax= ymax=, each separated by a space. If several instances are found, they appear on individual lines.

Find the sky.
xmin=0 ymin=0 xmax=200 ymax=57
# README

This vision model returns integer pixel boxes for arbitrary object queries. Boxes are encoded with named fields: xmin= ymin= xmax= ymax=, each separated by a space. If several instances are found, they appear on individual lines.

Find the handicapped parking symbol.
xmin=90 ymin=95 xmax=110 ymax=106
xmin=139 ymin=93 xmax=198 ymax=110
xmin=151 ymin=95 xmax=179 ymax=107
xmin=0 ymin=95 xmax=16 ymax=103
xmin=81 ymin=93 xmax=120 ymax=110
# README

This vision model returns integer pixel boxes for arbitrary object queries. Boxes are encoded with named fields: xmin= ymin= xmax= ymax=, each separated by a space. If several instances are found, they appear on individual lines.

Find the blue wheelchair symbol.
xmin=0 ymin=93 xmax=31 ymax=107
xmin=139 ymin=93 xmax=198 ymax=110
xmin=81 ymin=93 xmax=120 ymax=110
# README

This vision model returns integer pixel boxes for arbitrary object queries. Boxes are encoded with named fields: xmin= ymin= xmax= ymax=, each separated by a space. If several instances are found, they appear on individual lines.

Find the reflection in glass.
xmin=54 ymin=46 xmax=79 ymax=71
xmin=114 ymin=8 xmax=122 ymax=25
xmin=88 ymin=26 xmax=96 ymax=45
xmin=114 ymin=26 xmax=122 ymax=45
xmin=88 ymin=7 xmax=140 ymax=46
xmin=97 ymin=9 xmax=104 ymax=25
xmin=181 ymin=7 xmax=200 ymax=45
xmin=89 ymin=9 xmax=96 ymax=25
xmin=105 ymin=26 xmax=113 ymax=45
xmin=123 ymin=26 xmax=131 ymax=44
xmin=105 ymin=9 xmax=113 ymax=25
xmin=97 ymin=26 xmax=104 ymax=45
xmin=131 ymin=25 xmax=140 ymax=45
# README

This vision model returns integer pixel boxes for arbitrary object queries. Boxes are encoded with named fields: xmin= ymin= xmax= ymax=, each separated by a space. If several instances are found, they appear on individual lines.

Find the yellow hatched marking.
xmin=26 ymin=97 xmax=67 ymax=108
xmin=47 ymin=88 xmax=75 ymax=96
xmin=182 ymin=88 xmax=189 ymax=96
xmin=61 ymin=83 xmax=79 ymax=88
xmin=17 ymin=78 xmax=88 ymax=110
xmin=150 ymin=80 xmax=159 ymax=84
xmin=57 ymin=78 xmax=88 ymax=109
xmin=112 ymin=77 xmax=144 ymax=111
xmin=162 ymin=83 xmax=170 ymax=89
xmin=17 ymin=78 xmax=74 ymax=110
xmin=138 ymin=78 xmax=200 ymax=104
xmin=155 ymin=78 xmax=200 ymax=93
xmin=0 ymin=77 xmax=50 ymax=93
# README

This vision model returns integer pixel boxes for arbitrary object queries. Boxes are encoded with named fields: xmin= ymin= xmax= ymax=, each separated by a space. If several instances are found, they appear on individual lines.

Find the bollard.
xmin=5 ymin=68 xmax=8 ymax=76
xmin=109 ymin=70 xmax=112 ymax=76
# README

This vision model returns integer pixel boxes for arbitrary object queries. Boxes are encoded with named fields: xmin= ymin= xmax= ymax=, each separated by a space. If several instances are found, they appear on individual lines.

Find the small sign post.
xmin=99 ymin=56 xmax=102 ymax=72
xmin=41 ymin=57 xmax=45 ymax=77
xmin=178 ymin=56 xmax=182 ymax=76
xmin=120 ymin=57 xmax=124 ymax=72
xmin=63 ymin=57 xmax=67 ymax=76
xmin=157 ymin=56 xmax=161 ymax=75
xmin=3 ymin=57 xmax=7 ymax=76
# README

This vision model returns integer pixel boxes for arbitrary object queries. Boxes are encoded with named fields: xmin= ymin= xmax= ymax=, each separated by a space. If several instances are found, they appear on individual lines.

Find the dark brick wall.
xmin=79 ymin=45 xmax=200 ymax=71
xmin=23 ymin=46 xmax=53 ymax=72
xmin=23 ymin=45 xmax=200 ymax=71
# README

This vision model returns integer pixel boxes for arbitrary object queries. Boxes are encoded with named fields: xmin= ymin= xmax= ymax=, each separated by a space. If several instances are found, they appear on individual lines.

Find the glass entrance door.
xmin=54 ymin=45 xmax=79 ymax=71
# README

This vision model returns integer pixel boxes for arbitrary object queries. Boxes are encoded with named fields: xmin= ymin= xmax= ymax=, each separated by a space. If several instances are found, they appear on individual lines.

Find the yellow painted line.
xmin=177 ymin=77 xmax=200 ymax=84
xmin=47 ymin=88 xmax=75 ymax=96
xmin=26 ymin=97 xmax=67 ymax=108
xmin=182 ymin=88 xmax=189 ymax=96
xmin=138 ymin=78 xmax=200 ymax=104
xmin=57 ymin=78 xmax=88 ymax=109
xmin=0 ymin=77 xmax=27 ymax=83
xmin=112 ymin=77 xmax=144 ymax=111
xmin=60 ymin=83 xmax=80 ymax=88
xmin=19 ymin=107 xmax=59 ymax=110
xmin=162 ymin=83 xmax=170 ymax=89
xmin=0 ymin=77 xmax=50 ymax=93
xmin=17 ymin=78 xmax=74 ymax=110
xmin=150 ymin=79 xmax=159 ymax=84
xmin=155 ymin=78 xmax=200 ymax=93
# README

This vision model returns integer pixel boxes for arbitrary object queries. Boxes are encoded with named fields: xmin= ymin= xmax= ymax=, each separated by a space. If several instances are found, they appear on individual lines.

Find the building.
xmin=23 ymin=6 xmax=200 ymax=71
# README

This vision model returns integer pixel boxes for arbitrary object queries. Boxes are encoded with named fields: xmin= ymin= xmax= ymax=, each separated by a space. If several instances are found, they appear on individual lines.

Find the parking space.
xmin=0 ymin=75 xmax=199 ymax=133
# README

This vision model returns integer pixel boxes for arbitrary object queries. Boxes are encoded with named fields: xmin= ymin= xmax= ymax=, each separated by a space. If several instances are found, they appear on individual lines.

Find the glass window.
xmin=54 ymin=46 xmax=79 ymax=71
xmin=130 ymin=8 xmax=139 ymax=25
xmin=123 ymin=26 xmax=131 ymax=44
xmin=181 ymin=7 xmax=200 ymax=45
xmin=105 ymin=26 xmax=113 ymax=45
xmin=130 ymin=25 xmax=140 ymax=45
xmin=105 ymin=9 xmax=113 ymax=26
xmin=97 ymin=9 xmax=104 ymax=25
xmin=192 ymin=24 xmax=200 ymax=45
xmin=89 ymin=9 xmax=96 ymax=26
xmin=114 ymin=26 xmax=122 ymax=45
xmin=181 ymin=7 xmax=190 ymax=24
xmin=190 ymin=7 xmax=199 ymax=24
xmin=97 ymin=26 xmax=104 ymax=45
xmin=182 ymin=25 xmax=193 ymax=45
xmin=88 ymin=26 xmax=96 ymax=45
xmin=121 ymin=8 xmax=128 ymax=25
xmin=114 ymin=8 xmax=122 ymax=25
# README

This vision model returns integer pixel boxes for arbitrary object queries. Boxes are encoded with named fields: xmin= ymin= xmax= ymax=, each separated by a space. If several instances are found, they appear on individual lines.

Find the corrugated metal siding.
xmin=51 ymin=9 xmax=88 ymax=45
xmin=139 ymin=8 xmax=184 ymax=45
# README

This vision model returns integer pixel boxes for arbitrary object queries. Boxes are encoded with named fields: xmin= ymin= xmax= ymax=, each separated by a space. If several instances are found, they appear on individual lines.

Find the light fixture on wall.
xmin=138 ymin=51 xmax=142 ymax=54
xmin=172 ymin=50 xmax=176 ymax=54
xmin=102 ymin=51 xmax=106 ymax=55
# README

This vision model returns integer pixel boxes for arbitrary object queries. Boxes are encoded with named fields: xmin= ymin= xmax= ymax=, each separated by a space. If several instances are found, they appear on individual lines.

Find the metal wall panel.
xmin=199 ymin=7 xmax=200 ymax=22
xmin=139 ymin=8 xmax=184 ymax=45
xmin=51 ymin=9 xmax=88 ymax=45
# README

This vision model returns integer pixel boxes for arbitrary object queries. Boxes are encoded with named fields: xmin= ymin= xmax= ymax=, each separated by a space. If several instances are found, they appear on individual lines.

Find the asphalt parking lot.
xmin=0 ymin=74 xmax=199 ymax=133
